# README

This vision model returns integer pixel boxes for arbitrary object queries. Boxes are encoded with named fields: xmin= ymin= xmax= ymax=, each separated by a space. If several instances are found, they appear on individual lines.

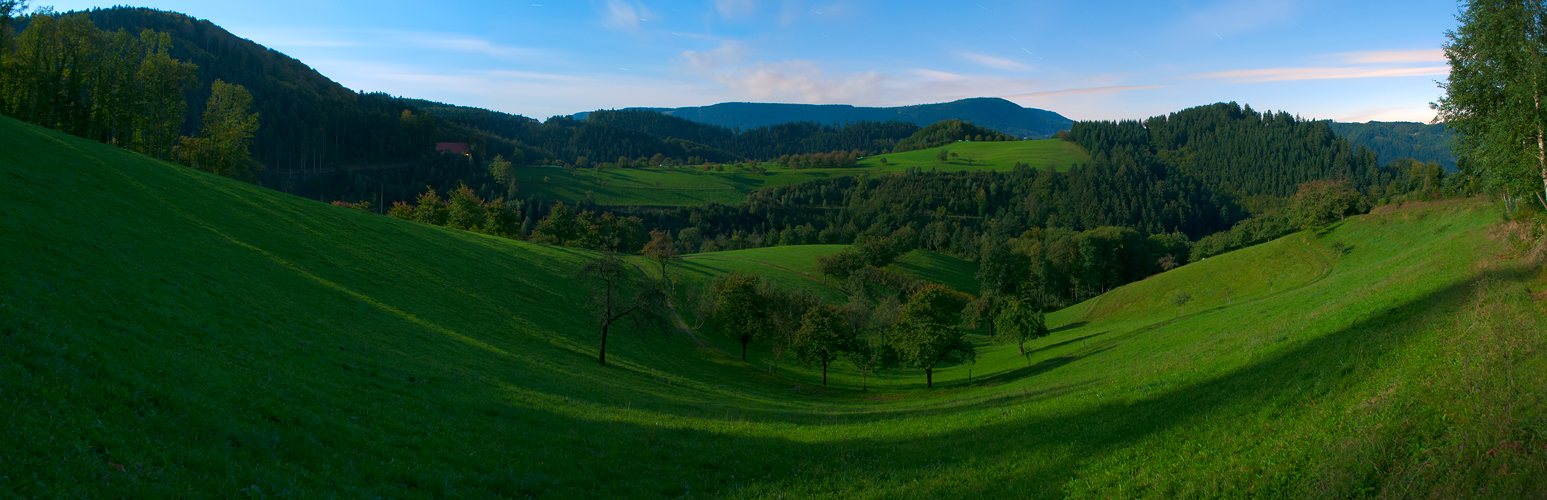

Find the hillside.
xmin=578 ymin=98 xmax=1075 ymax=139
xmin=504 ymin=140 xmax=1090 ymax=207
xmin=1329 ymin=120 xmax=1457 ymax=170
xmin=5 ymin=108 xmax=1547 ymax=498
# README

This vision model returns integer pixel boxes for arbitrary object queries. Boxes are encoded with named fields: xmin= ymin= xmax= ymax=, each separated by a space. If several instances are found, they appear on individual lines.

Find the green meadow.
xmin=508 ymin=140 xmax=1089 ymax=207
xmin=4 ymin=115 xmax=1546 ymax=497
xmin=857 ymin=139 xmax=1089 ymax=172
xmin=507 ymin=165 xmax=837 ymax=206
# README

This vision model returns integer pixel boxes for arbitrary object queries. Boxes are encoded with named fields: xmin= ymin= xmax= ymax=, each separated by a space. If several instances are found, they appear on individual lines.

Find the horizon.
xmin=38 ymin=0 xmax=1456 ymax=123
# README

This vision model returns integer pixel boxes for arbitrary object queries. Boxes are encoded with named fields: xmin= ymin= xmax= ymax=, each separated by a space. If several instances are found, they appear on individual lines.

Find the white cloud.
xmin=778 ymin=0 xmax=804 ymax=25
xmin=716 ymin=61 xmax=884 ymax=103
xmin=714 ymin=0 xmax=757 ymax=19
xmin=680 ymin=42 xmax=884 ymax=103
xmin=601 ymin=0 xmax=651 ymax=34
xmin=681 ymin=41 xmax=750 ymax=73
xmin=958 ymin=52 xmax=1030 ymax=71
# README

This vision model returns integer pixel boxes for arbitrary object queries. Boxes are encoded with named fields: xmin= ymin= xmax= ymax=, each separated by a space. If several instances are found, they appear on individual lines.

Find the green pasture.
xmin=512 ymin=140 xmax=1088 ymax=207
xmin=3 ymin=114 xmax=1545 ymax=498
xmin=857 ymin=139 xmax=1089 ymax=172
xmin=507 ymin=165 xmax=836 ymax=206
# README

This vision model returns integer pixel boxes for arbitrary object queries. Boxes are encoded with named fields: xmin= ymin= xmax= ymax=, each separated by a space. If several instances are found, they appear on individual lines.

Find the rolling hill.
xmin=1329 ymin=120 xmax=1458 ymax=170
xmin=4 ymin=110 xmax=1546 ymax=500
xmin=576 ymin=98 xmax=1075 ymax=140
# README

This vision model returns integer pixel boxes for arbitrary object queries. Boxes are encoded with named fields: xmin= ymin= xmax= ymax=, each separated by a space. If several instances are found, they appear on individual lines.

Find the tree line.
xmin=2 ymin=8 xmax=261 ymax=178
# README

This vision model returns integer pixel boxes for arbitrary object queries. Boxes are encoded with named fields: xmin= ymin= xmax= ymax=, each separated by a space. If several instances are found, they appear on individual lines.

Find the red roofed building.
xmin=435 ymin=142 xmax=470 ymax=155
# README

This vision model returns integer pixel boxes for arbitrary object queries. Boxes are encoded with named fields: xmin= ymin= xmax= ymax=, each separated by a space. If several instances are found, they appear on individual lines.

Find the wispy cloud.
xmin=720 ymin=61 xmax=884 ymax=103
xmin=1179 ymin=0 xmax=1297 ymax=38
xmin=1003 ymin=85 xmax=1167 ymax=99
xmin=238 ymin=28 xmax=551 ymax=60
xmin=1189 ymin=66 xmax=1448 ymax=83
xmin=1322 ymin=49 xmax=1445 ymax=64
xmin=910 ymin=69 xmax=968 ymax=81
xmin=715 ymin=0 xmax=757 ymax=19
xmin=601 ymin=0 xmax=652 ymax=34
xmin=681 ymin=41 xmax=750 ymax=73
xmin=402 ymin=35 xmax=547 ymax=60
xmin=959 ymin=52 xmax=1030 ymax=71
xmin=680 ymin=41 xmax=883 ymax=103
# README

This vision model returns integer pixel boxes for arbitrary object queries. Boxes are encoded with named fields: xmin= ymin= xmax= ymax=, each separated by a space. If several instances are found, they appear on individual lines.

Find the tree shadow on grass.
xmin=1025 ymin=330 xmax=1108 ymax=357
xmin=1048 ymin=320 xmax=1088 ymax=333
xmin=478 ymin=266 xmax=1532 ymax=498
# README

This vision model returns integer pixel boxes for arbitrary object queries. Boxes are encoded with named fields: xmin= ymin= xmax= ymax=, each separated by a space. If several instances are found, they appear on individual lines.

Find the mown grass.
xmin=510 ymin=140 xmax=1088 ymax=207
xmin=3 ymin=114 xmax=1545 ymax=498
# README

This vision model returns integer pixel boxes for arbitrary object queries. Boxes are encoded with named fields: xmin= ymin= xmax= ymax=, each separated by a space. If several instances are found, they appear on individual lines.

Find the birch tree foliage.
xmin=1434 ymin=0 xmax=1547 ymax=210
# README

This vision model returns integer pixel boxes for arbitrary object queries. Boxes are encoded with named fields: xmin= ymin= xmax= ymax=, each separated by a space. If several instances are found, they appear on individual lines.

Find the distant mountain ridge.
xmin=574 ymin=98 xmax=1075 ymax=139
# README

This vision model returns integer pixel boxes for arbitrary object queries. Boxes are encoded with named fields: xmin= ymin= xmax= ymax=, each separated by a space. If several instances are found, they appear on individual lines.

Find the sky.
xmin=44 ymin=0 xmax=1463 ymax=123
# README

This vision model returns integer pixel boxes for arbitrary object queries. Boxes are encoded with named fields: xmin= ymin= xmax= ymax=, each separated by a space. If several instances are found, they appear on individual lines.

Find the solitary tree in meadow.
xmin=993 ymin=298 xmax=1049 ymax=367
xmin=1172 ymin=290 xmax=1193 ymax=317
xmin=937 ymin=149 xmax=950 ymax=162
xmin=640 ymin=229 xmax=680 ymax=282
xmin=793 ymin=304 xmax=857 ymax=386
xmin=710 ymin=273 xmax=769 ymax=361
xmin=579 ymin=254 xmax=666 ymax=366
xmin=888 ymin=284 xmax=975 ymax=388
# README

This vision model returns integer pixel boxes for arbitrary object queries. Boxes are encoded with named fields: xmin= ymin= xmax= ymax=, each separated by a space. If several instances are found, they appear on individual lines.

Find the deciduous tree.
xmin=793 ymin=304 xmax=855 ymax=386
xmin=888 ymin=284 xmax=975 ymax=388
xmin=1434 ymin=0 xmax=1547 ymax=211
xmin=710 ymin=273 xmax=768 ymax=361
xmin=579 ymin=254 xmax=666 ymax=365
xmin=179 ymin=79 xmax=259 ymax=178
xmin=640 ymin=229 xmax=681 ymax=281
xmin=993 ymin=298 xmax=1049 ymax=367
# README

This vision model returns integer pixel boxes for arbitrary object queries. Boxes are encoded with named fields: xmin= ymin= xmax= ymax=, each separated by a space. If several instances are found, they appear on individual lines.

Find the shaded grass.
xmin=3 ymin=115 xmax=1545 ymax=498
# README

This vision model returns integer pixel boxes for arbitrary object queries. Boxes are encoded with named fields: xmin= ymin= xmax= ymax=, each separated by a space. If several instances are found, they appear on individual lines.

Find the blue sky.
xmin=48 ymin=0 xmax=1460 ymax=122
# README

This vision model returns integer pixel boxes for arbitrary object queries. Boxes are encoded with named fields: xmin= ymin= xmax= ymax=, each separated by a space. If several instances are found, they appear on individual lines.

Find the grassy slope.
xmin=4 ymin=115 xmax=1546 ymax=498
xmin=856 ymin=139 xmax=1089 ymax=173
xmin=508 ymin=165 xmax=837 ymax=206
xmin=511 ymin=140 xmax=1088 ymax=206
